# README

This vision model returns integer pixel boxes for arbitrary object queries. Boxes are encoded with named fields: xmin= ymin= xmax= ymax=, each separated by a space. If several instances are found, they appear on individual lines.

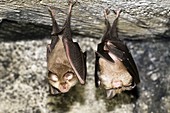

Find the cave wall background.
xmin=0 ymin=0 xmax=170 ymax=113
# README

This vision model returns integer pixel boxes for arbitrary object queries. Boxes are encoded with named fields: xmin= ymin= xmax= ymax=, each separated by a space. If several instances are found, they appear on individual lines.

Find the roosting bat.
xmin=95 ymin=9 xmax=140 ymax=99
xmin=47 ymin=1 xmax=86 ymax=94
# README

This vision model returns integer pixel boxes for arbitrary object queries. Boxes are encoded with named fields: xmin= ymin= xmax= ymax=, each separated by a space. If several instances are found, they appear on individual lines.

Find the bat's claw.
xmin=48 ymin=7 xmax=54 ymax=16
xmin=67 ymin=0 xmax=77 ymax=15
xmin=104 ymin=8 xmax=110 ymax=19
xmin=113 ymin=9 xmax=122 ymax=18
xmin=48 ymin=7 xmax=52 ymax=12
xmin=68 ymin=0 xmax=77 ymax=6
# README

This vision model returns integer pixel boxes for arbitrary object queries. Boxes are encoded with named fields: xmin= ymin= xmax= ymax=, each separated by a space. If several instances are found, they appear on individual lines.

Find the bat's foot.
xmin=104 ymin=8 xmax=110 ymax=19
xmin=113 ymin=9 xmax=122 ymax=18
xmin=48 ymin=7 xmax=54 ymax=20
xmin=67 ymin=0 xmax=77 ymax=15
xmin=48 ymin=7 xmax=61 ymax=35
xmin=68 ymin=0 xmax=77 ymax=6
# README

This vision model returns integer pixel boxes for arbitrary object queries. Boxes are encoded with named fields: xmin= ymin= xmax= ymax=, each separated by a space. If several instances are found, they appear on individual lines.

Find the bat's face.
xmin=47 ymin=1 xmax=86 ymax=95
xmin=47 ymin=38 xmax=78 ymax=94
xmin=98 ymin=52 xmax=133 ymax=98
xmin=48 ymin=71 xmax=78 ymax=93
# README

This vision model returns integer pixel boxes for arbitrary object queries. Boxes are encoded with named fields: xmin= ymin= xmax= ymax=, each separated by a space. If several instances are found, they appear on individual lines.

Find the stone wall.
xmin=0 ymin=0 xmax=170 ymax=113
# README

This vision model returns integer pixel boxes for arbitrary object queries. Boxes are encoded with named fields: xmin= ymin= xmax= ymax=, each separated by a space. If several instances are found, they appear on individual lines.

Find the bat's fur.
xmin=95 ymin=9 xmax=140 ymax=99
xmin=48 ymin=37 xmax=78 ymax=93
xmin=47 ymin=0 xmax=86 ymax=94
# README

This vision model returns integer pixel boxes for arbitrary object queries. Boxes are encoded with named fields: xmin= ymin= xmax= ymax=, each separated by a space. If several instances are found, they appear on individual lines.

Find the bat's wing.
xmin=61 ymin=1 xmax=86 ymax=84
xmin=95 ymin=9 xmax=139 ymax=99
xmin=47 ymin=8 xmax=60 ymax=52
xmin=101 ymin=9 xmax=139 ymax=84
xmin=47 ymin=8 xmax=62 ymax=95
xmin=63 ymin=39 xmax=86 ymax=84
xmin=95 ymin=41 xmax=140 ymax=87
xmin=110 ymin=41 xmax=139 ymax=77
xmin=106 ymin=41 xmax=140 ymax=84
xmin=97 ymin=43 xmax=114 ymax=62
xmin=95 ymin=42 xmax=114 ymax=87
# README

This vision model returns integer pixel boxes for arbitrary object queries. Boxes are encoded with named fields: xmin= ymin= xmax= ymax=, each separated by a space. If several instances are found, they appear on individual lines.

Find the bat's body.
xmin=47 ymin=1 xmax=86 ymax=94
xmin=95 ymin=9 xmax=140 ymax=99
xmin=48 ymin=37 xmax=78 ymax=93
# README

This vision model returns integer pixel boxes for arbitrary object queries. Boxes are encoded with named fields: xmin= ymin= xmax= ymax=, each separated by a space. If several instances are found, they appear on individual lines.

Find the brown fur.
xmin=48 ymin=37 xmax=78 ymax=93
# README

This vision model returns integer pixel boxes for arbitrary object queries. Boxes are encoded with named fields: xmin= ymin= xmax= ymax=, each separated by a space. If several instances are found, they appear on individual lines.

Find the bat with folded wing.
xmin=95 ymin=9 xmax=140 ymax=99
xmin=47 ymin=1 xmax=86 ymax=94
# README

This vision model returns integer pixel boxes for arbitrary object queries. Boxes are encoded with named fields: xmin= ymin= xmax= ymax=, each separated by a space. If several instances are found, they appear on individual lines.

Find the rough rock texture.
xmin=0 ymin=0 xmax=170 ymax=113
xmin=0 ymin=37 xmax=170 ymax=113
xmin=0 ymin=0 xmax=170 ymax=40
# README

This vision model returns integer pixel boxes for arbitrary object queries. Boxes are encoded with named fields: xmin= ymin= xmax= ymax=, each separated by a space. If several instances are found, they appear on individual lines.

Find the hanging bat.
xmin=95 ymin=9 xmax=140 ymax=99
xmin=47 ymin=1 xmax=86 ymax=95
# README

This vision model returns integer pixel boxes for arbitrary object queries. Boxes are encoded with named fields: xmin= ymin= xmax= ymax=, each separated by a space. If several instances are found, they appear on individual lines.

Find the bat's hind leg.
xmin=48 ymin=7 xmax=60 ymax=35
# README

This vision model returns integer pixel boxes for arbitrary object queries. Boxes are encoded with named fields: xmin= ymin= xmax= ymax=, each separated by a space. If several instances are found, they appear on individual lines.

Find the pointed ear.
xmin=106 ymin=89 xmax=116 ymax=99
xmin=49 ymin=85 xmax=60 ymax=95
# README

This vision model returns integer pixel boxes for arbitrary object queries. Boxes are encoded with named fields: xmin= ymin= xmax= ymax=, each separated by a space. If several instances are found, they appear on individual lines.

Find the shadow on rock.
xmin=162 ymin=18 xmax=170 ymax=38
xmin=95 ymin=86 xmax=139 ymax=112
xmin=0 ymin=19 xmax=51 ymax=41
xmin=156 ymin=18 xmax=170 ymax=39
xmin=46 ymin=84 xmax=85 ymax=112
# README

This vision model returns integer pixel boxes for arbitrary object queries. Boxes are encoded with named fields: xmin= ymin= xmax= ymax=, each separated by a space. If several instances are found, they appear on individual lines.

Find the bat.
xmin=47 ymin=0 xmax=86 ymax=95
xmin=95 ymin=9 xmax=140 ymax=99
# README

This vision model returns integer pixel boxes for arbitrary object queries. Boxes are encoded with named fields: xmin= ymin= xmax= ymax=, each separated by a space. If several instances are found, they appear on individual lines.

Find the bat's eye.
xmin=49 ymin=74 xmax=58 ymax=82
xmin=64 ymin=72 xmax=74 ymax=81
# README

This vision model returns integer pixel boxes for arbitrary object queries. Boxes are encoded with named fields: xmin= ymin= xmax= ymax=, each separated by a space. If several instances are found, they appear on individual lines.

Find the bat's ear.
xmin=74 ymin=49 xmax=87 ymax=84
xmin=49 ymin=85 xmax=60 ymax=95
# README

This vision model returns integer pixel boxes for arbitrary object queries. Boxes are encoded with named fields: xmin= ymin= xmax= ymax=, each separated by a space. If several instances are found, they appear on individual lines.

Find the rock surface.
xmin=0 ymin=37 xmax=170 ymax=113
xmin=0 ymin=0 xmax=170 ymax=113
xmin=0 ymin=0 xmax=170 ymax=40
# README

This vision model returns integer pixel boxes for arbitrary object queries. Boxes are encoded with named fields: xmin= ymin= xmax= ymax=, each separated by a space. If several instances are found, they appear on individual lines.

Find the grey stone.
xmin=0 ymin=0 xmax=170 ymax=113
xmin=0 ymin=37 xmax=170 ymax=113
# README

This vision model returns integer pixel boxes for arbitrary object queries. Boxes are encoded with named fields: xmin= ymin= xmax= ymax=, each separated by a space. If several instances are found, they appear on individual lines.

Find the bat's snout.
xmin=59 ymin=83 xmax=70 ymax=93
xmin=111 ymin=80 xmax=123 ymax=88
